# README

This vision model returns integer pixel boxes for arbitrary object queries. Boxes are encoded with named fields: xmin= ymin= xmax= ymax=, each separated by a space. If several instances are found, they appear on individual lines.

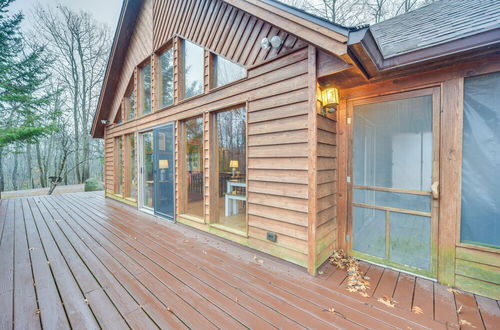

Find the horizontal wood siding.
xmin=315 ymin=114 xmax=337 ymax=267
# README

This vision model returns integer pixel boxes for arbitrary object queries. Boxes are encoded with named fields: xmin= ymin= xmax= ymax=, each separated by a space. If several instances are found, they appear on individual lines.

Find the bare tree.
xmin=32 ymin=5 xmax=110 ymax=184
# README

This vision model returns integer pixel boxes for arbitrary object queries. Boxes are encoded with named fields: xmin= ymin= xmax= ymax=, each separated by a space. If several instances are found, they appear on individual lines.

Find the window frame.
xmin=209 ymin=104 xmax=249 ymax=236
xmin=138 ymin=59 xmax=152 ymax=116
xmin=180 ymin=39 xmax=205 ymax=100
xmin=124 ymin=133 xmax=137 ymax=201
xmin=179 ymin=115 xmax=205 ymax=220
xmin=114 ymin=136 xmax=124 ymax=196
xmin=156 ymin=44 xmax=175 ymax=110
xmin=457 ymin=71 xmax=500 ymax=252
xmin=210 ymin=53 xmax=247 ymax=90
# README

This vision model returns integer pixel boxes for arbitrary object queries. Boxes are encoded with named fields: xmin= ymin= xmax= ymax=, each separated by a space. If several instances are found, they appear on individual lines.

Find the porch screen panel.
xmin=461 ymin=72 xmax=500 ymax=248
xmin=352 ymin=95 xmax=433 ymax=272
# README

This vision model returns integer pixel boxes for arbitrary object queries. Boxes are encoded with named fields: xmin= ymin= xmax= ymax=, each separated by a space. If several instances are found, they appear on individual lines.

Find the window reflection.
xmin=213 ymin=55 xmax=246 ymax=88
xmin=215 ymin=107 xmax=246 ymax=232
xmin=183 ymin=117 xmax=204 ymax=218
xmin=140 ymin=63 xmax=152 ymax=114
xmin=125 ymin=134 xmax=136 ymax=200
xmin=158 ymin=48 xmax=174 ymax=108
xmin=142 ymin=132 xmax=154 ymax=209
xmin=115 ymin=136 xmax=123 ymax=195
xmin=182 ymin=40 xmax=204 ymax=98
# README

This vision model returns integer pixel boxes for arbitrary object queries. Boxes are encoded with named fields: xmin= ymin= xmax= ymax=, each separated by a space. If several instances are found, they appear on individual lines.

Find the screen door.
xmin=154 ymin=123 xmax=175 ymax=221
xmin=349 ymin=88 xmax=439 ymax=277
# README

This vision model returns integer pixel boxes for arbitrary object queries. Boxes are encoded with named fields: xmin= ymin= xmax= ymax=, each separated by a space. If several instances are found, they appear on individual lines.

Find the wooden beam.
xmin=307 ymin=45 xmax=318 ymax=274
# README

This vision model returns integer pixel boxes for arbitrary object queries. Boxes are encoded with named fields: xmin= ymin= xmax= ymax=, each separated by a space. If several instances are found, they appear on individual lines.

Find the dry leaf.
xmin=167 ymin=307 xmax=174 ymax=313
xmin=459 ymin=319 xmax=475 ymax=328
xmin=329 ymin=250 xmax=370 ymax=297
xmin=457 ymin=305 xmax=463 ymax=314
xmin=29 ymin=247 xmax=35 ymax=251
xmin=35 ymin=309 xmax=41 ymax=315
xmin=447 ymin=287 xmax=462 ymax=295
xmin=327 ymin=307 xmax=335 ymax=313
xmin=359 ymin=292 xmax=370 ymax=298
xmin=203 ymin=250 xmax=207 ymax=255
xmin=412 ymin=306 xmax=424 ymax=314
xmin=84 ymin=298 xmax=89 ymax=304
xmin=318 ymin=270 xmax=324 ymax=275
xmin=183 ymin=239 xmax=190 ymax=243
xmin=378 ymin=296 xmax=396 ymax=308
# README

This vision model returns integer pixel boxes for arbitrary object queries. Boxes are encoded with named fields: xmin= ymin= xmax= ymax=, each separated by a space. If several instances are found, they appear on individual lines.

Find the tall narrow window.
xmin=182 ymin=116 xmax=204 ymax=218
xmin=140 ymin=63 xmax=152 ymax=115
xmin=182 ymin=40 xmax=204 ymax=99
xmin=461 ymin=71 xmax=500 ymax=248
xmin=158 ymin=48 xmax=174 ymax=108
xmin=215 ymin=107 xmax=247 ymax=232
xmin=141 ymin=132 xmax=154 ymax=209
xmin=115 ymin=136 xmax=123 ymax=195
xmin=124 ymin=80 xmax=135 ymax=121
xmin=212 ymin=55 xmax=246 ymax=88
xmin=124 ymin=134 xmax=136 ymax=200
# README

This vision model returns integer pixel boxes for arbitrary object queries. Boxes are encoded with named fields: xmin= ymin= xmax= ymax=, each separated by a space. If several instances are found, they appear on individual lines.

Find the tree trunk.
xmin=0 ymin=148 xmax=4 ymax=192
xmin=12 ymin=146 xmax=19 ymax=191
xmin=36 ymin=142 xmax=47 ymax=187
xmin=26 ymin=144 xmax=34 ymax=188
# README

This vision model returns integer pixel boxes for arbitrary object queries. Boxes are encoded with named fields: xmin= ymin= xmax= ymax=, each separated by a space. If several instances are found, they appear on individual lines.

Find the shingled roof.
xmin=370 ymin=0 xmax=500 ymax=58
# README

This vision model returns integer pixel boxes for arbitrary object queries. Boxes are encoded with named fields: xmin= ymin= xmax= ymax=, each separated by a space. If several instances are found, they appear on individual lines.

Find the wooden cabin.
xmin=92 ymin=0 xmax=500 ymax=299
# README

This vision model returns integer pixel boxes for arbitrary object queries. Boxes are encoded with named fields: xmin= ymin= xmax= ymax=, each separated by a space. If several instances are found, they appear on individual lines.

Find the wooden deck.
xmin=0 ymin=192 xmax=498 ymax=329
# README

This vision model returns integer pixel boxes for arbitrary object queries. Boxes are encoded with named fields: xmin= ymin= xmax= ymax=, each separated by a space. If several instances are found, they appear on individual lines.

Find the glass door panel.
xmin=140 ymin=132 xmax=154 ymax=210
xmin=350 ymin=93 xmax=438 ymax=277
xmin=154 ymin=124 xmax=175 ymax=221
xmin=214 ymin=107 xmax=247 ymax=233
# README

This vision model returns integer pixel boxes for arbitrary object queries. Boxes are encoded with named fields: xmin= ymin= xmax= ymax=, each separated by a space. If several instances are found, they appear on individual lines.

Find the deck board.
xmin=0 ymin=192 xmax=497 ymax=329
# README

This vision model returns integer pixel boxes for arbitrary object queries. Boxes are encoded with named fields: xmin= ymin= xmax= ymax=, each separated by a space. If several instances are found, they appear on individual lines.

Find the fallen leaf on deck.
xmin=203 ymin=250 xmax=207 ymax=255
xmin=183 ymin=239 xmax=190 ymax=243
xmin=412 ymin=306 xmax=423 ymax=314
xmin=318 ymin=270 xmax=324 ymax=275
xmin=459 ymin=319 xmax=475 ymax=328
xmin=447 ymin=288 xmax=462 ymax=295
xmin=167 ymin=307 xmax=173 ymax=313
xmin=84 ymin=298 xmax=89 ymax=304
xmin=378 ymin=296 xmax=396 ymax=308
xmin=329 ymin=250 xmax=370 ymax=297
xmin=457 ymin=305 xmax=463 ymax=314
xmin=29 ymin=247 xmax=35 ymax=251
xmin=359 ymin=292 xmax=370 ymax=298
xmin=327 ymin=307 xmax=335 ymax=313
xmin=35 ymin=309 xmax=41 ymax=315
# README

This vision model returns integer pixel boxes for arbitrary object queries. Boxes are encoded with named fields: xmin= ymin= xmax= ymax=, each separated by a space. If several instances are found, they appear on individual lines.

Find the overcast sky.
xmin=9 ymin=0 xmax=123 ymax=31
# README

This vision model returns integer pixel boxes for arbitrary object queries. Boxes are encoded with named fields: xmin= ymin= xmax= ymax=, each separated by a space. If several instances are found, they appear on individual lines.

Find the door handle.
xmin=431 ymin=182 xmax=439 ymax=200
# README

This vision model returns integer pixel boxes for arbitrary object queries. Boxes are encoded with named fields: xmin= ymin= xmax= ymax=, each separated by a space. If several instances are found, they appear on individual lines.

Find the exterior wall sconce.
xmin=321 ymin=87 xmax=340 ymax=113
xmin=260 ymin=36 xmax=283 ymax=50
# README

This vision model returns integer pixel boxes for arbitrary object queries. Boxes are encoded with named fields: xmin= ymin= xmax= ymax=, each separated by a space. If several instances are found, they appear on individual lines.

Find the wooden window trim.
xmin=138 ymin=58 xmax=153 ymax=117
xmin=179 ymin=115 xmax=205 ymax=221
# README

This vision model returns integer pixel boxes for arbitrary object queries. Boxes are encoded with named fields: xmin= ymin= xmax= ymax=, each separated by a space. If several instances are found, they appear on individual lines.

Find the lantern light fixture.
xmin=321 ymin=87 xmax=340 ymax=113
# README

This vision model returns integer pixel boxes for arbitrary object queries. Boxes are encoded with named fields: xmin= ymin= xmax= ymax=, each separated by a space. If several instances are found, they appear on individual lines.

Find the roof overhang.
xmin=91 ymin=0 xmax=141 ymax=138
xmin=348 ymin=26 xmax=500 ymax=79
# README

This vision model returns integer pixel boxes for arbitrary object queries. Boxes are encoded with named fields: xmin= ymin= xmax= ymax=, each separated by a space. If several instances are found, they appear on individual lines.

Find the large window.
xmin=123 ymin=80 xmax=135 ymax=121
xmin=182 ymin=117 xmax=204 ymax=218
xmin=115 ymin=136 xmax=123 ymax=195
xmin=124 ymin=134 xmax=136 ymax=200
xmin=141 ymin=132 xmax=154 ymax=209
xmin=158 ymin=48 xmax=174 ymax=108
xmin=140 ymin=63 xmax=152 ymax=115
xmin=212 ymin=55 xmax=246 ymax=88
xmin=214 ymin=107 xmax=247 ymax=232
xmin=461 ymin=72 xmax=500 ymax=248
xmin=182 ymin=40 xmax=204 ymax=99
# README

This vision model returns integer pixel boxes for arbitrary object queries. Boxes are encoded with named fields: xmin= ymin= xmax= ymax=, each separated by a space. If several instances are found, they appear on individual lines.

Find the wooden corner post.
xmin=307 ymin=45 xmax=318 ymax=275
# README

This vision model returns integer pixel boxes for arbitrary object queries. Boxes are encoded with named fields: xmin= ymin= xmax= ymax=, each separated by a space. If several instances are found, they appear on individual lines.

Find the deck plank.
xmin=0 ymin=199 xmax=14 ymax=330
xmin=13 ymin=199 xmax=40 ymax=329
xmin=1 ymin=192 xmax=497 ymax=330
xmin=71 ymin=192 xmax=442 ymax=324
xmin=476 ymin=295 xmax=500 ymax=329
xmin=455 ymin=291 xmax=486 ymax=330
xmin=434 ymin=282 xmax=459 ymax=327
xmin=27 ymin=198 xmax=99 ymax=330
xmin=412 ymin=277 xmax=435 ymax=319
xmin=22 ymin=198 xmax=70 ymax=329
xmin=393 ymin=272 xmax=416 ymax=312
